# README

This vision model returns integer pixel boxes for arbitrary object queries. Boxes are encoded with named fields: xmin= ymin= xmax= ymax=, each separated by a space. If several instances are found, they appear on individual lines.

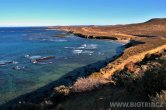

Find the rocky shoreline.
xmin=1 ymin=18 xmax=166 ymax=110
xmin=12 ymin=45 xmax=166 ymax=110
xmin=0 ymin=41 xmax=125 ymax=110
xmin=10 ymin=33 xmax=166 ymax=110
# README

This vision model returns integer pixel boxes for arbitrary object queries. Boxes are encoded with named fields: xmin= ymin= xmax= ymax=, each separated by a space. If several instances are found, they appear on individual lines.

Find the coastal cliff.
xmin=12 ymin=18 xmax=166 ymax=110
xmin=49 ymin=18 xmax=166 ymax=79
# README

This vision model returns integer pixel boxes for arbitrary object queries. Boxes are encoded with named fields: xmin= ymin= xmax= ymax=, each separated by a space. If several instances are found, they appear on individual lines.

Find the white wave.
xmin=82 ymin=50 xmax=94 ymax=54
xmin=64 ymin=47 xmax=75 ymax=49
xmin=86 ymin=44 xmax=98 ymax=49
xmin=79 ymin=44 xmax=97 ymax=49
xmin=73 ymin=50 xmax=94 ymax=55
xmin=98 ymin=52 xmax=105 ymax=55
xmin=49 ymin=39 xmax=67 ymax=42
xmin=12 ymin=61 xmax=19 ymax=64
xmin=12 ymin=66 xmax=25 ymax=70
xmin=73 ymin=50 xmax=83 ymax=54
xmin=28 ymin=56 xmax=42 ymax=60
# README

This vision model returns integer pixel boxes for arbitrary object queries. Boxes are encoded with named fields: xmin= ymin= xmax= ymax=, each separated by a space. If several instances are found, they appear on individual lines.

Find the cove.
xmin=0 ymin=27 xmax=124 ymax=106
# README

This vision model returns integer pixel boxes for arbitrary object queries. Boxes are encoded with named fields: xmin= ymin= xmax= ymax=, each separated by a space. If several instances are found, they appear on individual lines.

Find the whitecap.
xmin=12 ymin=66 xmax=25 ymax=70
xmin=49 ymin=39 xmax=67 ymax=42
xmin=86 ymin=44 xmax=98 ymax=49
xmin=79 ymin=44 xmax=97 ymax=49
xmin=73 ymin=50 xmax=83 ymax=54
xmin=82 ymin=50 xmax=94 ymax=54
xmin=12 ymin=61 xmax=19 ymax=64
xmin=29 ymin=56 xmax=42 ymax=60
xmin=98 ymin=52 xmax=105 ymax=55
xmin=82 ymin=44 xmax=87 ymax=47
xmin=64 ymin=47 xmax=75 ymax=49
xmin=24 ymin=54 xmax=30 ymax=58
xmin=31 ymin=60 xmax=38 ymax=64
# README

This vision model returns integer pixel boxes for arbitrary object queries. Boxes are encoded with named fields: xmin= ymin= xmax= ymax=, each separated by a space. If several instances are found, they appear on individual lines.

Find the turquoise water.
xmin=0 ymin=27 xmax=123 ymax=104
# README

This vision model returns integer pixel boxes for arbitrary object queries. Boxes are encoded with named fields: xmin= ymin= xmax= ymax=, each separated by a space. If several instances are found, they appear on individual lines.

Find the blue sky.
xmin=0 ymin=0 xmax=166 ymax=26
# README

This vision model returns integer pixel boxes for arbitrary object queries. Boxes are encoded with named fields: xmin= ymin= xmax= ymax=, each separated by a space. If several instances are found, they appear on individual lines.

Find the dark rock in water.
xmin=31 ymin=56 xmax=55 ymax=64
xmin=5 ymin=61 xmax=13 ymax=64
xmin=0 ymin=63 xmax=6 ymax=66
xmin=35 ymin=56 xmax=55 ymax=62
xmin=0 ymin=61 xmax=13 ymax=66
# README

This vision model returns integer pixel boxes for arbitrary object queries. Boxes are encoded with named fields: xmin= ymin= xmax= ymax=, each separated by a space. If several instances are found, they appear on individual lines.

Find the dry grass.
xmin=71 ymin=77 xmax=111 ymax=92
xmin=54 ymin=85 xmax=70 ymax=96
xmin=14 ymin=51 xmax=166 ymax=110
xmin=49 ymin=18 xmax=166 ymax=40
xmin=52 ymin=54 xmax=166 ymax=110
xmin=13 ymin=19 xmax=166 ymax=110
xmin=50 ymin=19 xmax=166 ymax=80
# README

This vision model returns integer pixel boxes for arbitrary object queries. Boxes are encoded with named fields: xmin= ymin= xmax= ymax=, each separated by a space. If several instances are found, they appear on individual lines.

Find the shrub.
xmin=71 ymin=77 xmax=109 ymax=92
xmin=113 ymin=59 xmax=166 ymax=95
xmin=150 ymin=90 xmax=166 ymax=110
xmin=125 ymin=61 xmax=139 ymax=73
xmin=141 ymin=66 xmax=166 ymax=95
xmin=54 ymin=85 xmax=70 ymax=96
xmin=113 ymin=69 xmax=141 ymax=87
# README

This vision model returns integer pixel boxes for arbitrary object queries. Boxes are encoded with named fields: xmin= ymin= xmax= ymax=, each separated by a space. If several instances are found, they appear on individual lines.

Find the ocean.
xmin=0 ymin=27 xmax=124 ymax=105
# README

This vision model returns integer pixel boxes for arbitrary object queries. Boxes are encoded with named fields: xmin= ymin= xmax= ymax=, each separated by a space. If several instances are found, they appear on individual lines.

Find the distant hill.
xmin=50 ymin=18 xmax=166 ymax=38
xmin=91 ymin=18 xmax=166 ymax=38
xmin=144 ymin=18 xmax=166 ymax=24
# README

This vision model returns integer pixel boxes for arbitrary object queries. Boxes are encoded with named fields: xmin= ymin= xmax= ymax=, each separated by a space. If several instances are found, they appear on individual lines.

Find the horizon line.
xmin=0 ymin=18 xmax=165 ymax=27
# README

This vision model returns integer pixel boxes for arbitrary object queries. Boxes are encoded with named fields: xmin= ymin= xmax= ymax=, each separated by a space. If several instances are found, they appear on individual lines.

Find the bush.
xmin=113 ymin=59 xmax=166 ymax=95
xmin=141 ymin=66 xmax=166 ymax=95
xmin=113 ymin=69 xmax=141 ymax=87
xmin=150 ymin=90 xmax=166 ymax=110
xmin=71 ymin=77 xmax=109 ymax=92
xmin=54 ymin=85 xmax=70 ymax=96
